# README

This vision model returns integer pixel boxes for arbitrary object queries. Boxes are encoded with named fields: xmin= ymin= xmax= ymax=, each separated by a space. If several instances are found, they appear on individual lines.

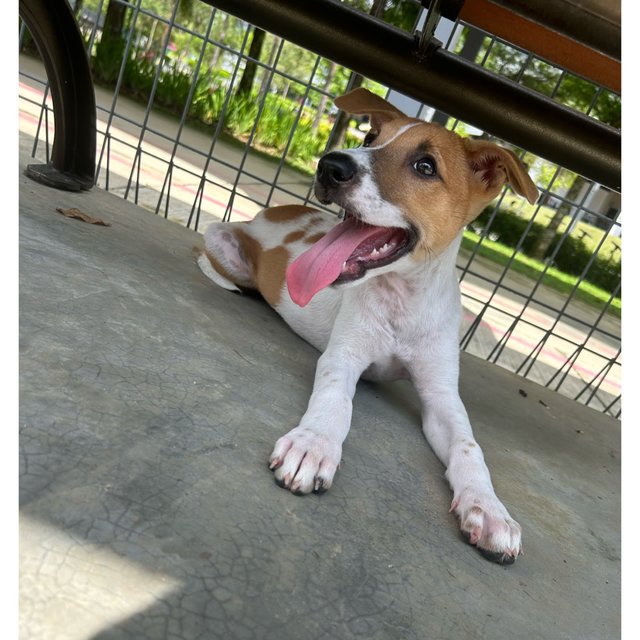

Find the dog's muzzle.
xmin=315 ymin=152 xmax=358 ymax=204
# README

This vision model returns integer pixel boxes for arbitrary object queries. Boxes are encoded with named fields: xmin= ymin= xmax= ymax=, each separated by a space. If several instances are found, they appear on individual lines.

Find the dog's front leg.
xmin=410 ymin=352 xmax=522 ymax=564
xmin=269 ymin=345 xmax=369 ymax=495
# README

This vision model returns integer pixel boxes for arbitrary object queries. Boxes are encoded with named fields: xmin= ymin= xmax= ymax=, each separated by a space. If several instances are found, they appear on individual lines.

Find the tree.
xmin=474 ymin=34 xmax=620 ymax=128
xmin=529 ymin=174 xmax=587 ymax=260
xmin=236 ymin=26 xmax=266 ymax=96
xmin=93 ymin=0 xmax=130 ymax=83
xmin=312 ymin=61 xmax=338 ymax=129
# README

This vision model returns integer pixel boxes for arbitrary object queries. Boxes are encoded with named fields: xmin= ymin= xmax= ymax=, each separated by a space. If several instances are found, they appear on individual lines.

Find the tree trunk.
xmin=258 ymin=36 xmax=281 ymax=99
xmin=327 ymin=0 xmax=385 ymax=150
xmin=236 ymin=27 xmax=266 ymax=96
xmin=529 ymin=175 xmax=586 ymax=260
xmin=312 ymin=60 xmax=337 ymax=129
xmin=211 ymin=13 xmax=230 ymax=68
xmin=93 ymin=0 xmax=129 ymax=83
xmin=327 ymin=73 xmax=364 ymax=150
xmin=102 ymin=0 xmax=127 ymax=41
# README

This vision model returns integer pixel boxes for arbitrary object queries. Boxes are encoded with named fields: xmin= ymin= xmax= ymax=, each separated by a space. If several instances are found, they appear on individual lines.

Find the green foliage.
xmin=224 ymin=94 xmax=259 ymax=135
xmin=255 ymin=93 xmax=299 ymax=148
xmin=461 ymin=231 xmax=621 ymax=314
xmin=190 ymin=78 xmax=227 ymax=125
xmin=122 ymin=55 xmax=156 ymax=98
xmin=460 ymin=29 xmax=621 ymax=129
xmin=473 ymin=206 xmax=620 ymax=295
xmin=93 ymin=34 xmax=127 ymax=84
xmin=156 ymin=64 xmax=194 ymax=112
xmin=340 ymin=0 xmax=419 ymax=30
xmin=289 ymin=121 xmax=326 ymax=165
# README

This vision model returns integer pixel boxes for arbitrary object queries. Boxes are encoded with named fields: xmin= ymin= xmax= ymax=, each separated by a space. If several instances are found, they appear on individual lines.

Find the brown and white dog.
xmin=198 ymin=88 xmax=538 ymax=564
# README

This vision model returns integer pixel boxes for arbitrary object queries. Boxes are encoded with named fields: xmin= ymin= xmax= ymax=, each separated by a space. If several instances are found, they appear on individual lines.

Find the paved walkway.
xmin=19 ymin=149 xmax=620 ymax=639
xmin=18 ymin=53 xmax=620 ymax=413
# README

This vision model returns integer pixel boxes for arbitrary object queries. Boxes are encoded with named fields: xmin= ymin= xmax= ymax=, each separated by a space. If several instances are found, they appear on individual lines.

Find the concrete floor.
xmin=19 ymin=147 xmax=620 ymax=639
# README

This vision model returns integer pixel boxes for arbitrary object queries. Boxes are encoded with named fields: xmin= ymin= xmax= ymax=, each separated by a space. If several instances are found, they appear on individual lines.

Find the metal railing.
xmin=18 ymin=0 xmax=621 ymax=417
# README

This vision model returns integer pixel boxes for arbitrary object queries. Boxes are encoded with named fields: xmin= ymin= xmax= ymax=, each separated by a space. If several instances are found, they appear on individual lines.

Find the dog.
xmin=197 ymin=88 xmax=538 ymax=564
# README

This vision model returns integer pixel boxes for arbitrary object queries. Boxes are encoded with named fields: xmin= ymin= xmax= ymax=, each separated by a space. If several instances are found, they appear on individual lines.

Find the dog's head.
xmin=286 ymin=88 xmax=538 ymax=306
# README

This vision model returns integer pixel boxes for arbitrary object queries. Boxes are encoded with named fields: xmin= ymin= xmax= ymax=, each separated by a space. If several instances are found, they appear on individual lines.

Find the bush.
xmin=289 ymin=120 xmax=326 ymax=163
xmin=224 ymin=93 xmax=259 ymax=135
xmin=255 ymin=93 xmax=298 ymax=149
xmin=190 ymin=78 xmax=226 ymax=125
xmin=93 ymin=34 xmax=127 ymax=84
xmin=89 ymin=39 xmax=354 ymax=173
xmin=473 ymin=206 xmax=620 ymax=295
xmin=122 ymin=55 xmax=156 ymax=99
xmin=155 ymin=64 xmax=193 ymax=113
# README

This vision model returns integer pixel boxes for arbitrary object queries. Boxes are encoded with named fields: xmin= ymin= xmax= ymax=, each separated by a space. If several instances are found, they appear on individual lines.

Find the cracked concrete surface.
xmin=20 ymin=149 xmax=620 ymax=639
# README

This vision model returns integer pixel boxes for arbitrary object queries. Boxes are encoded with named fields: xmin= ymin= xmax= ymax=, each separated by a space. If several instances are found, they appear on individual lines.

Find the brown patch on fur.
xmin=335 ymin=88 xmax=405 ymax=132
xmin=370 ymin=121 xmax=475 ymax=256
xmin=284 ymin=230 xmax=306 ymax=244
xmin=463 ymin=139 xmax=538 ymax=205
xmin=263 ymin=204 xmax=317 ymax=223
xmin=304 ymin=232 xmax=326 ymax=245
xmin=235 ymin=229 xmax=289 ymax=306
xmin=306 ymin=216 xmax=325 ymax=227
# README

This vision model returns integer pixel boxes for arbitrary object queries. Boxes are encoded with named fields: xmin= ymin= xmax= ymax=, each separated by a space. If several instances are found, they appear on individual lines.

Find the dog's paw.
xmin=450 ymin=488 xmax=522 ymax=565
xmin=268 ymin=427 xmax=342 ymax=495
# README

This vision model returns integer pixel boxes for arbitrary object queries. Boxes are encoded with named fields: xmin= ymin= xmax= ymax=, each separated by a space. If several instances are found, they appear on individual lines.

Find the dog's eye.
xmin=363 ymin=131 xmax=378 ymax=148
xmin=413 ymin=157 xmax=437 ymax=177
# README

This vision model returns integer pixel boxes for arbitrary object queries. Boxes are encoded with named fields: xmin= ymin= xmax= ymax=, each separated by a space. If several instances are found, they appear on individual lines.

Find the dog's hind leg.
xmin=198 ymin=222 xmax=256 ymax=293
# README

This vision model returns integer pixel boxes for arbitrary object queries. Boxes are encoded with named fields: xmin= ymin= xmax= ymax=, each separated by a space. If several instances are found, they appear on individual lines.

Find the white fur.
xmin=366 ymin=121 xmax=422 ymax=150
xmin=196 ymin=253 xmax=240 ymax=293
xmin=268 ymin=229 xmax=522 ymax=562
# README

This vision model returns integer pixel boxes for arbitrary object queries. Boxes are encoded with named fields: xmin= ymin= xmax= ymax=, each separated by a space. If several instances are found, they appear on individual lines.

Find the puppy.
xmin=198 ymin=88 xmax=538 ymax=564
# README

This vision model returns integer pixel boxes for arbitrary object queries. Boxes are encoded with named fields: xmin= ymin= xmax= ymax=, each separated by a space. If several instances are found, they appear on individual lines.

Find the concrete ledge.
xmin=19 ymin=154 xmax=620 ymax=639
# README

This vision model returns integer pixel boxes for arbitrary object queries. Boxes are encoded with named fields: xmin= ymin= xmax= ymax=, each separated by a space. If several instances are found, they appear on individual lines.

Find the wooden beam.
xmin=459 ymin=0 xmax=620 ymax=93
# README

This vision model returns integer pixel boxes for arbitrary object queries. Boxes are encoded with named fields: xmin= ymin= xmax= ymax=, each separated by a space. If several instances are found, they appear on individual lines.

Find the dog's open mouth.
xmin=286 ymin=212 xmax=417 ymax=307
xmin=334 ymin=213 xmax=417 ymax=282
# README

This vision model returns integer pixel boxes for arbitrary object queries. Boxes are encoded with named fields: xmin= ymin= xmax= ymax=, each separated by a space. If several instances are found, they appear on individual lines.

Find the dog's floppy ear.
xmin=463 ymin=139 xmax=539 ymax=205
xmin=334 ymin=88 xmax=406 ymax=131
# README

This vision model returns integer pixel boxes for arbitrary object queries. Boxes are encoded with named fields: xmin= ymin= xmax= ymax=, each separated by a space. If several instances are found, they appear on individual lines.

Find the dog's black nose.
xmin=316 ymin=152 xmax=357 ymax=187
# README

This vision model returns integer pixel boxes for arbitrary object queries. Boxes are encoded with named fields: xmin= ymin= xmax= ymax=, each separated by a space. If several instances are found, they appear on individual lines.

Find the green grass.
xmin=461 ymin=230 xmax=621 ymax=317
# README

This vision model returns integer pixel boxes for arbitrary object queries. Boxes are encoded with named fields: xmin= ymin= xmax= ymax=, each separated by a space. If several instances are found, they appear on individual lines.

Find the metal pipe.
xmin=202 ymin=0 xmax=620 ymax=192
xmin=19 ymin=0 xmax=96 ymax=191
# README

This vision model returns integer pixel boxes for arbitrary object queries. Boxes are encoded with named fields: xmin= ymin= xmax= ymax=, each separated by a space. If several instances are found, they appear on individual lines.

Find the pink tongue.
xmin=286 ymin=217 xmax=386 ymax=307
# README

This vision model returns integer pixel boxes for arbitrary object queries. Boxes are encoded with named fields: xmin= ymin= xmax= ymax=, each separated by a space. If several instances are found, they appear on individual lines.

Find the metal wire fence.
xmin=18 ymin=0 xmax=621 ymax=417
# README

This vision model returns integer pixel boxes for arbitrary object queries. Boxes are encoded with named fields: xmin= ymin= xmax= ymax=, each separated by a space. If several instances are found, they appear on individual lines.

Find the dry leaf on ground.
xmin=56 ymin=207 xmax=111 ymax=227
